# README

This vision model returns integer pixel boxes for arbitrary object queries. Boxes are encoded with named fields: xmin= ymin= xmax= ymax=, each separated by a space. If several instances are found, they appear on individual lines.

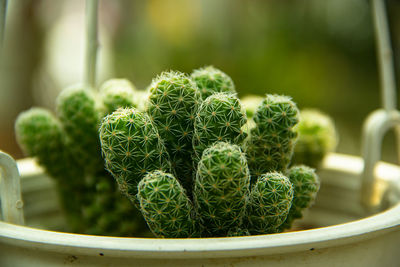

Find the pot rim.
xmin=0 ymin=153 xmax=399 ymax=259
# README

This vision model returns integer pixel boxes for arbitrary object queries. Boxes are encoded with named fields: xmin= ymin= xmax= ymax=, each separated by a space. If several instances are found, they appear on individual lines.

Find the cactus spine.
xmin=146 ymin=71 xmax=201 ymax=190
xmin=292 ymin=109 xmax=338 ymax=168
xmin=247 ymin=172 xmax=293 ymax=235
xmin=246 ymin=94 xmax=299 ymax=178
xmin=194 ymin=142 xmax=250 ymax=236
xmin=193 ymin=93 xmax=247 ymax=161
xmin=191 ymin=66 xmax=236 ymax=100
xmin=137 ymin=170 xmax=197 ymax=238
xmin=99 ymin=108 xmax=171 ymax=204
xmin=279 ymin=165 xmax=320 ymax=231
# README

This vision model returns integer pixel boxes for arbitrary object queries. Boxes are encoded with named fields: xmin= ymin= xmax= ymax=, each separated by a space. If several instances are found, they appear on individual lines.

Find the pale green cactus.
xmin=137 ymin=170 xmax=198 ymax=238
xmin=193 ymin=93 xmax=247 ymax=161
xmin=246 ymin=94 xmax=299 ymax=178
xmin=194 ymin=142 xmax=250 ymax=237
xmin=191 ymin=65 xmax=236 ymax=100
xmin=99 ymin=108 xmax=171 ymax=204
xmin=292 ymin=109 xmax=338 ymax=168
xmin=146 ymin=71 xmax=201 ymax=190
xmin=246 ymin=172 xmax=294 ymax=235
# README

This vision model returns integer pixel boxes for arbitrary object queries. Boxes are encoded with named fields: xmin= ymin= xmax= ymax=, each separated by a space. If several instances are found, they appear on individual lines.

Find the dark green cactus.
xmin=246 ymin=172 xmax=293 ymax=235
xmin=193 ymin=93 xmax=247 ymax=161
xmin=191 ymin=66 xmax=236 ymax=100
xmin=292 ymin=109 xmax=338 ymax=168
xmin=279 ymin=165 xmax=320 ymax=231
xmin=194 ymin=142 xmax=250 ymax=237
xmin=99 ymin=78 xmax=137 ymax=114
xmin=99 ymin=108 xmax=171 ymax=204
xmin=227 ymin=227 xmax=251 ymax=237
xmin=246 ymin=94 xmax=299 ymax=178
xmin=56 ymin=84 xmax=103 ymax=175
xmin=137 ymin=170 xmax=198 ymax=238
xmin=146 ymin=71 xmax=200 ymax=190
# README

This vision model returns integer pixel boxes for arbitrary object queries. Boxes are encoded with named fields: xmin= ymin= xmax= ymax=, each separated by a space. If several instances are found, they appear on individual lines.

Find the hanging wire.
xmin=84 ymin=0 xmax=99 ymax=89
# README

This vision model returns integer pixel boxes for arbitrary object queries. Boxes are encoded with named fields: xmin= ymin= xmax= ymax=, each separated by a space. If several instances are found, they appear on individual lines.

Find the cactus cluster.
xmin=15 ymin=65 xmax=331 ymax=238
xmin=98 ymin=66 xmax=326 ymax=238
xmin=15 ymin=80 xmax=148 ymax=236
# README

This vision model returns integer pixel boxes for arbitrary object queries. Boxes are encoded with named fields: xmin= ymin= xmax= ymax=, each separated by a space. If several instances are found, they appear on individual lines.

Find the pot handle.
xmin=0 ymin=151 xmax=24 ymax=225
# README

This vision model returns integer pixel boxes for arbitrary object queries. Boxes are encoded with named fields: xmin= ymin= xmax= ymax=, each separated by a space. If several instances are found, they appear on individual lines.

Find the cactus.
xmin=194 ymin=142 xmax=250 ymax=237
xmin=279 ymin=165 xmax=320 ymax=231
xmin=246 ymin=94 xmax=299 ymax=178
xmin=56 ymin=84 xmax=103 ymax=175
xmin=292 ymin=109 xmax=338 ymax=168
xmin=191 ymin=66 xmax=236 ymax=100
xmin=193 ymin=93 xmax=247 ymax=161
xmin=99 ymin=108 xmax=171 ymax=204
xmin=137 ymin=170 xmax=198 ymax=238
xmin=146 ymin=71 xmax=200 ymax=190
xmin=246 ymin=172 xmax=294 ymax=235
xmin=227 ymin=227 xmax=251 ymax=237
xmin=99 ymin=79 xmax=137 ymax=114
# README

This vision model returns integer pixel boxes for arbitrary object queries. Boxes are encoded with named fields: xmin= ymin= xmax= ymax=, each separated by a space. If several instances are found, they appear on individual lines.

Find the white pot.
xmin=0 ymin=153 xmax=400 ymax=267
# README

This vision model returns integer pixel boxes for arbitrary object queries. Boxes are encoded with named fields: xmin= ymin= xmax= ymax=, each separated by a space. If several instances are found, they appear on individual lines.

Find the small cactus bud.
xmin=99 ymin=79 xmax=137 ymax=114
xmin=194 ymin=142 xmax=250 ymax=237
xmin=247 ymin=172 xmax=294 ymax=235
xmin=246 ymin=94 xmax=299 ymax=178
xmin=99 ymin=108 xmax=171 ymax=204
xmin=193 ymin=93 xmax=247 ymax=161
xmin=137 ymin=170 xmax=198 ymax=238
xmin=292 ymin=109 xmax=338 ymax=168
xmin=191 ymin=66 xmax=236 ymax=100
xmin=280 ymin=165 xmax=320 ymax=231
xmin=240 ymin=95 xmax=263 ymax=119
xmin=146 ymin=71 xmax=201 ymax=190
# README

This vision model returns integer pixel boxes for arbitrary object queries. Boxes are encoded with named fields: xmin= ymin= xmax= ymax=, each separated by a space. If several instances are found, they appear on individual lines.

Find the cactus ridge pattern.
xmin=246 ymin=94 xmax=299 ymax=178
xmin=193 ymin=93 xmax=248 ymax=161
xmin=56 ymin=85 xmax=103 ymax=175
xmin=146 ymin=71 xmax=201 ymax=190
xmin=247 ymin=172 xmax=294 ymax=235
xmin=137 ymin=170 xmax=198 ymax=238
xmin=99 ymin=108 xmax=171 ymax=204
xmin=279 ymin=165 xmax=320 ymax=231
xmin=292 ymin=109 xmax=338 ymax=168
xmin=99 ymin=79 xmax=137 ymax=114
xmin=194 ymin=142 xmax=250 ymax=236
xmin=191 ymin=66 xmax=236 ymax=100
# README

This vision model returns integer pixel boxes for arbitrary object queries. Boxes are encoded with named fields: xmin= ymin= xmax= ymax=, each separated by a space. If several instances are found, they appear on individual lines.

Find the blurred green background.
xmin=1 ymin=0 xmax=400 ymax=163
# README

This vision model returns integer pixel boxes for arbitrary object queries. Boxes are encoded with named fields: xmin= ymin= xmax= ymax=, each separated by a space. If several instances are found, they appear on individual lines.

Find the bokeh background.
xmin=1 ymin=0 xmax=400 ymax=163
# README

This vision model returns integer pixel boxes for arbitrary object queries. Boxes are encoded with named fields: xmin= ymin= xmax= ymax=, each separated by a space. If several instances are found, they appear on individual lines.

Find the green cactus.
xmin=246 ymin=172 xmax=294 ymax=235
xmin=194 ymin=142 xmax=250 ymax=237
xmin=56 ymin=84 xmax=103 ymax=175
xmin=279 ymin=165 xmax=320 ymax=231
xmin=137 ymin=170 xmax=198 ymax=238
xmin=193 ymin=93 xmax=247 ymax=161
xmin=246 ymin=94 xmax=299 ymax=178
xmin=15 ymin=108 xmax=81 ymax=182
xmin=292 ymin=109 xmax=338 ymax=168
xmin=146 ymin=71 xmax=200 ymax=190
xmin=99 ymin=108 xmax=171 ymax=204
xmin=191 ymin=66 xmax=236 ymax=100
xmin=99 ymin=78 xmax=137 ymax=114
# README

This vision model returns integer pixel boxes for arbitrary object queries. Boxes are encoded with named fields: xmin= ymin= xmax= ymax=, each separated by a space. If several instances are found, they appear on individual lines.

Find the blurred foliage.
xmin=1 ymin=0 xmax=400 ymax=162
